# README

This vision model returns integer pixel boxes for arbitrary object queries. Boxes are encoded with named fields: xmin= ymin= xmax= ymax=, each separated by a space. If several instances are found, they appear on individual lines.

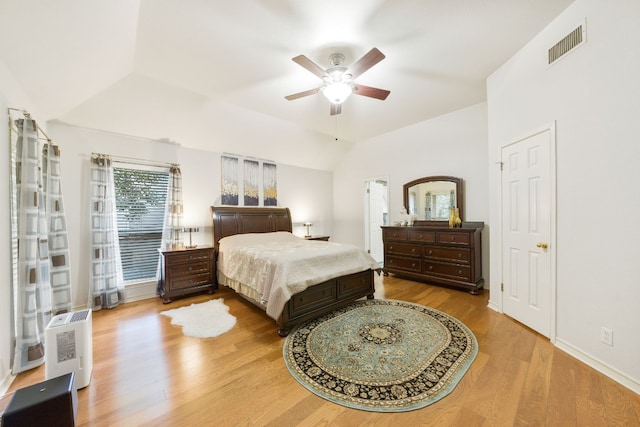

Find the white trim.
xmin=487 ymin=300 xmax=501 ymax=313
xmin=0 ymin=371 xmax=15 ymax=396
xmin=124 ymin=280 xmax=158 ymax=303
xmin=496 ymin=122 xmax=557 ymax=343
xmin=363 ymin=176 xmax=389 ymax=263
xmin=555 ymin=338 xmax=640 ymax=395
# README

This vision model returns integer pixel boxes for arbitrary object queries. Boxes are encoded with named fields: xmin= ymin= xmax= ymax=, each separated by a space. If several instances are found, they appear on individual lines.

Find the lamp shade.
xmin=322 ymin=82 xmax=353 ymax=104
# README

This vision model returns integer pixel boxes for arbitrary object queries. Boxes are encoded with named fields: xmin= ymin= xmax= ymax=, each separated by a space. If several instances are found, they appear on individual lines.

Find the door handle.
xmin=536 ymin=242 xmax=548 ymax=249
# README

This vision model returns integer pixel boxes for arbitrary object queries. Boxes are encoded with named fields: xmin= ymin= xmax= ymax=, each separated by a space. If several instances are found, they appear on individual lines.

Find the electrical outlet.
xmin=601 ymin=327 xmax=613 ymax=346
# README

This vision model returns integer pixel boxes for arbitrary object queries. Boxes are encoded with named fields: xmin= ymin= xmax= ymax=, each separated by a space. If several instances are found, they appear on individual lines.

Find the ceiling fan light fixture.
xmin=322 ymin=82 xmax=353 ymax=104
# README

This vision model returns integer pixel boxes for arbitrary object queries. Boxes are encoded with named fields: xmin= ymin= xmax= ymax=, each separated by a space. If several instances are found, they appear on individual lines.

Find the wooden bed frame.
xmin=211 ymin=206 xmax=376 ymax=336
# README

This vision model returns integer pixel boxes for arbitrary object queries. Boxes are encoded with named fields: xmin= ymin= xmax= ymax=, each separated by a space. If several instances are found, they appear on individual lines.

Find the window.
xmin=113 ymin=166 xmax=169 ymax=282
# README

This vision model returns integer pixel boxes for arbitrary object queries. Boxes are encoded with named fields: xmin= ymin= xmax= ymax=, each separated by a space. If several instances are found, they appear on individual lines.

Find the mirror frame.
xmin=403 ymin=176 xmax=463 ymax=226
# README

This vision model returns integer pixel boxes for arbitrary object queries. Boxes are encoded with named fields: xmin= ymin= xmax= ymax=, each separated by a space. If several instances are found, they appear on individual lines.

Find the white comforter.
xmin=217 ymin=232 xmax=379 ymax=319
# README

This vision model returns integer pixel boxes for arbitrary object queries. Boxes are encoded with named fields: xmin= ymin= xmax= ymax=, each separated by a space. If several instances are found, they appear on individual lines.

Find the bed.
xmin=211 ymin=206 xmax=379 ymax=336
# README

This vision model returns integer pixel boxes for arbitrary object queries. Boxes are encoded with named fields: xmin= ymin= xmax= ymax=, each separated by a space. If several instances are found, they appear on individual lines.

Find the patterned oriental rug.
xmin=283 ymin=299 xmax=477 ymax=412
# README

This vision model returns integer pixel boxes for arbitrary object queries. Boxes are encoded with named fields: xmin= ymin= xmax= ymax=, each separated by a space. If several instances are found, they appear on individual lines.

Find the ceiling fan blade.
xmin=330 ymin=103 xmax=342 ymax=116
xmin=345 ymin=48 xmax=385 ymax=80
xmin=285 ymin=87 xmax=322 ymax=100
xmin=291 ymin=55 xmax=329 ymax=79
xmin=353 ymin=83 xmax=390 ymax=100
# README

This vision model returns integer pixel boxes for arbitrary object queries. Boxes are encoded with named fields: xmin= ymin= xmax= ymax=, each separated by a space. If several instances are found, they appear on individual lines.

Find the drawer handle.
xmin=428 ymin=265 xmax=433 ymax=270
xmin=411 ymin=248 xmax=416 ymax=253
xmin=450 ymin=236 xmax=455 ymax=241
xmin=458 ymin=253 xmax=462 ymax=258
xmin=189 ymin=266 xmax=193 ymax=272
xmin=389 ymin=245 xmax=394 ymax=250
xmin=458 ymin=270 xmax=462 ymax=275
xmin=412 ymin=263 xmax=416 ymax=268
xmin=428 ymin=250 xmax=433 ymax=255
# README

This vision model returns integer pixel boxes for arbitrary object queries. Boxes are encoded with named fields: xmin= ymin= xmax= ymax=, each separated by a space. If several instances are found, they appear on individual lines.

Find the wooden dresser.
xmin=381 ymin=224 xmax=484 ymax=294
xmin=158 ymin=246 xmax=216 ymax=303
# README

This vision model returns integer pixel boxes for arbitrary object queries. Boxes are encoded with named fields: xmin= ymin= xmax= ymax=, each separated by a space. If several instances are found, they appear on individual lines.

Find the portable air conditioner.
xmin=45 ymin=309 xmax=93 ymax=389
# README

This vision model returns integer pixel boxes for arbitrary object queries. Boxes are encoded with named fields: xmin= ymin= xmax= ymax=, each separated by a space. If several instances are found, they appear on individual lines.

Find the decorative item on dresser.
xmin=382 ymin=175 xmax=484 ymax=294
xmin=157 ymin=246 xmax=216 ymax=303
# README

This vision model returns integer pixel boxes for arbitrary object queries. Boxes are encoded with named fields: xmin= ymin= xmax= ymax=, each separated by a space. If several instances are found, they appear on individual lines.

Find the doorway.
xmin=364 ymin=178 xmax=388 ymax=263
xmin=501 ymin=125 xmax=556 ymax=338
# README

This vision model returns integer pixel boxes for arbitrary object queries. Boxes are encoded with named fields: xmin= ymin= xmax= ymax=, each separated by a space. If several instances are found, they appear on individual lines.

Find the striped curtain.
xmin=12 ymin=118 xmax=53 ymax=374
xmin=89 ymin=155 xmax=124 ymax=310
xmin=43 ymin=144 xmax=73 ymax=315
xmin=157 ymin=166 xmax=183 ymax=294
xmin=162 ymin=166 xmax=184 ymax=249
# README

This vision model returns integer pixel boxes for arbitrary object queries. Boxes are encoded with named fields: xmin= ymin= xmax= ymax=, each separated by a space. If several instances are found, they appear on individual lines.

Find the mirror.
xmin=403 ymin=176 xmax=463 ymax=225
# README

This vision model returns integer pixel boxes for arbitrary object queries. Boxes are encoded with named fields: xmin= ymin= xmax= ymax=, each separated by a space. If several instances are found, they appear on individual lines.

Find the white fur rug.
xmin=160 ymin=299 xmax=236 ymax=338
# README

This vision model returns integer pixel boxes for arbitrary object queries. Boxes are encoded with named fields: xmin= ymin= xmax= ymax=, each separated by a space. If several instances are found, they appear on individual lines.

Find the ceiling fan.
xmin=285 ymin=47 xmax=390 ymax=115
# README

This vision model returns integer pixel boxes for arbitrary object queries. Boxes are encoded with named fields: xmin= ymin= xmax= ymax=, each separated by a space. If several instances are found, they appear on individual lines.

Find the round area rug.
xmin=282 ymin=299 xmax=477 ymax=412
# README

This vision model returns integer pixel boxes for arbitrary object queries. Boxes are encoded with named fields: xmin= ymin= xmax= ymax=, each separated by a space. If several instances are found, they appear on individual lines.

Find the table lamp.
xmin=182 ymin=227 xmax=199 ymax=248
xmin=303 ymin=222 xmax=313 ymax=238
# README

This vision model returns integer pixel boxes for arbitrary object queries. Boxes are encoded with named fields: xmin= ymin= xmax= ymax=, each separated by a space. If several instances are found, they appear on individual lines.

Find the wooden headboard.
xmin=210 ymin=206 xmax=293 ymax=251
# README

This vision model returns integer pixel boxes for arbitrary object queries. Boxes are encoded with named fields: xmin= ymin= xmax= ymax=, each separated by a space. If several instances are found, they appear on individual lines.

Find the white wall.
xmin=47 ymin=121 xmax=334 ymax=309
xmin=333 ymin=103 xmax=490 ymax=278
xmin=487 ymin=0 xmax=640 ymax=391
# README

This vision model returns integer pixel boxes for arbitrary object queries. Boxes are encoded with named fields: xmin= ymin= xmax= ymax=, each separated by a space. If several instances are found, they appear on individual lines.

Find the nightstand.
xmin=305 ymin=235 xmax=330 ymax=241
xmin=157 ymin=246 xmax=215 ymax=303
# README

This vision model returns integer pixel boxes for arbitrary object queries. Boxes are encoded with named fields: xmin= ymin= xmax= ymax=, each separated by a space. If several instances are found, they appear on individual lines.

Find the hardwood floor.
xmin=5 ymin=275 xmax=640 ymax=426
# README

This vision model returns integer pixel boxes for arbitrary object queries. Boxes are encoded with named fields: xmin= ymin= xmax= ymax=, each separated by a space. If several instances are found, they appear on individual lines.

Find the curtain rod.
xmin=92 ymin=152 xmax=179 ymax=169
xmin=8 ymin=107 xmax=52 ymax=142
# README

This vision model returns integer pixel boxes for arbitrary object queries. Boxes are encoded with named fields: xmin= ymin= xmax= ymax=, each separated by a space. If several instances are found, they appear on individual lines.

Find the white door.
xmin=365 ymin=179 xmax=388 ymax=263
xmin=502 ymin=128 xmax=553 ymax=337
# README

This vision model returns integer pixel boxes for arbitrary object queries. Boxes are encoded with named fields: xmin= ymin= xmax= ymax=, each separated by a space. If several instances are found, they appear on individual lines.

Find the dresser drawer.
xmin=337 ymin=270 xmax=373 ymax=299
xmin=385 ymin=255 xmax=421 ymax=272
xmin=423 ymin=246 xmax=470 ymax=264
xmin=168 ymin=260 xmax=212 ymax=277
xmin=167 ymin=250 xmax=213 ymax=264
xmin=385 ymin=242 xmax=421 ymax=257
xmin=290 ymin=280 xmax=336 ymax=315
xmin=424 ymin=261 xmax=471 ymax=281
xmin=408 ymin=229 xmax=435 ymax=243
xmin=171 ymin=272 xmax=213 ymax=290
xmin=382 ymin=228 xmax=408 ymax=241
xmin=437 ymin=232 xmax=471 ymax=246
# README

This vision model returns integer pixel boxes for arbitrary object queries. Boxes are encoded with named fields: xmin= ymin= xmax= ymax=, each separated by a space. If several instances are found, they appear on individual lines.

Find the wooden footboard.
xmin=277 ymin=269 xmax=376 ymax=336
xmin=211 ymin=206 xmax=376 ymax=336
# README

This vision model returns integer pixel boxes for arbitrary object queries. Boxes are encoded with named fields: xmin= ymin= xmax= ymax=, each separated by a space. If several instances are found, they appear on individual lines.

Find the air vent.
xmin=548 ymin=23 xmax=585 ymax=65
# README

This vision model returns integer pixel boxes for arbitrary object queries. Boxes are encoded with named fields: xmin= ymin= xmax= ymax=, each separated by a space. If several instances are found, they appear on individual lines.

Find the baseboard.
xmin=124 ymin=280 xmax=157 ymax=303
xmin=555 ymin=338 xmax=640 ymax=395
xmin=0 ymin=370 xmax=15 ymax=396
xmin=487 ymin=301 xmax=501 ymax=313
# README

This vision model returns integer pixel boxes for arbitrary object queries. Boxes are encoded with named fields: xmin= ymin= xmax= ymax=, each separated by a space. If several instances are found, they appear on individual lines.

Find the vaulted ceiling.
xmin=0 ymin=0 xmax=573 ymax=170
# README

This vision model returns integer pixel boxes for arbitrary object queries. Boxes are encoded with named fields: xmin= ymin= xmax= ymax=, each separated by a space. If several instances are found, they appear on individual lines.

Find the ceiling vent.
xmin=548 ymin=22 xmax=586 ymax=65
